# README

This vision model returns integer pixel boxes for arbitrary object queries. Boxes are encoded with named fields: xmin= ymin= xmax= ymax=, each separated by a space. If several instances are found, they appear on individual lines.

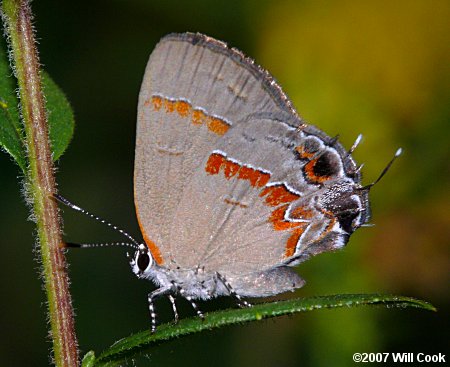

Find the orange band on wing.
xmin=269 ymin=205 xmax=301 ymax=231
xmin=205 ymin=153 xmax=270 ymax=188
xmin=148 ymin=95 xmax=230 ymax=136
xmin=260 ymin=185 xmax=300 ymax=206
xmin=260 ymin=187 xmax=312 ymax=257
xmin=207 ymin=117 xmax=230 ymax=135
xmin=238 ymin=166 xmax=270 ymax=187
xmin=285 ymin=229 xmax=304 ymax=258
xmin=205 ymin=151 xmax=315 ymax=258
xmin=205 ymin=153 xmax=226 ymax=174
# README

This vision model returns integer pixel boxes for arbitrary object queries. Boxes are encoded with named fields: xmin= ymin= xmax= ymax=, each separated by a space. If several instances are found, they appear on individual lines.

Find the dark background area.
xmin=1 ymin=1 xmax=448 ymax=366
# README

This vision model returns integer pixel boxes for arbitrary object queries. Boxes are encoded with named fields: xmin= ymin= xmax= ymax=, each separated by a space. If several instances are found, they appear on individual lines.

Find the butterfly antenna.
xmin=53 ymin=194 xmax=140 ymax=248
xmin=360 ymin=148 xmax=403 ymax=190
xmin=65 ymin=242 xmax=139 ymax=250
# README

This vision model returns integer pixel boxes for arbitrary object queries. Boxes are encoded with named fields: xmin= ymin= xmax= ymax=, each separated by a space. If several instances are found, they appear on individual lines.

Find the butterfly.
xmin=57 ymin=32 xmax=401 ymax=332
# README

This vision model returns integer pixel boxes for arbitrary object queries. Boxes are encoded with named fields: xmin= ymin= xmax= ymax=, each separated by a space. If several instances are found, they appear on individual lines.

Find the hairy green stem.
xmin=1 ymin=1 xmax=79 ymax=366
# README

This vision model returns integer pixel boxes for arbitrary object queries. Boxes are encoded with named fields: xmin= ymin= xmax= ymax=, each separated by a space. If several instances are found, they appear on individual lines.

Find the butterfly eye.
xmin=137 ymin=252 xmax=151 ymax=272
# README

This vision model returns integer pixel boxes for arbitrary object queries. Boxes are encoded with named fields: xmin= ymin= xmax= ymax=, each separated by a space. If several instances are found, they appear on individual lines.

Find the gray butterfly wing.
xmin=134 ymin=33 xmax=301 ymax=265
xmin=168 ymin=116 xmax=360 ymax=277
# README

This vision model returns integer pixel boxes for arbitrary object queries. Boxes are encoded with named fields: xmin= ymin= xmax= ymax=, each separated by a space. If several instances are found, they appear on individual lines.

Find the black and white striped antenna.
xmin=53 ymin=194 xmax=140 ymax=250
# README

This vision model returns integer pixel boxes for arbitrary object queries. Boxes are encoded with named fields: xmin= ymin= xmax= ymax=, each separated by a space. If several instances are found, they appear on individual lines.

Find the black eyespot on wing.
xmin=313 ymin=152 xmax=339 ymax=178
xmin=137 ymin=252 xmax=150 ymax=271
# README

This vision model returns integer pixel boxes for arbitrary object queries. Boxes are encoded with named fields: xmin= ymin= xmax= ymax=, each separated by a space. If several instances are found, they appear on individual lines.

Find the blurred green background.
xmin=1 ymin=0 xmax=448 ymax=366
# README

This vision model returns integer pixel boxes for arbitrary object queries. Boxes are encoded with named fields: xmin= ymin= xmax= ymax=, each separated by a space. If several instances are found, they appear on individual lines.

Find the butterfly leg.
xmin=168 ymin=294 xmax=179 ymax=324
xmin=148 ymin=287 xmax=172 ymax=333
xmin=216 ymin=272 xmax=252 ymax=308
xmin=176 ymin=284 xmax=205 ymax=320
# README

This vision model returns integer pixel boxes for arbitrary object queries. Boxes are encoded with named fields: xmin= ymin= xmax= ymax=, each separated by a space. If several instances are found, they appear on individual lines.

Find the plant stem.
xmin=1 ymin=1 xmax=79 ymax=366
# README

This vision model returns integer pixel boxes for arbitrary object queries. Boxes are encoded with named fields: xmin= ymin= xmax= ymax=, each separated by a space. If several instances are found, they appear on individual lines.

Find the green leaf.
xmin=0 ymin=40 xmax=74 ymax=173
xmin=0 ymin=40 xmax=26 ymax=171
xmin=81 ymin=351 xmax=96 ymax=367
xmin=88 ymin=294 xmax=435 ymax=367
xmin=42 ymin=71 xmax=75 ymax=162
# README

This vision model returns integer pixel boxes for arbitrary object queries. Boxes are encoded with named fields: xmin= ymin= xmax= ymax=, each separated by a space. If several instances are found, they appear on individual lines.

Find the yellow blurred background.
xmin=0 ymin=1 xmax=448 ymax=366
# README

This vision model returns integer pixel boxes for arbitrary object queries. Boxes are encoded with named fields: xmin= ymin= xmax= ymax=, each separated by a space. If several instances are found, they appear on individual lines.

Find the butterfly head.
xmin=129 ymin=243 xmax=154 ymax=278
